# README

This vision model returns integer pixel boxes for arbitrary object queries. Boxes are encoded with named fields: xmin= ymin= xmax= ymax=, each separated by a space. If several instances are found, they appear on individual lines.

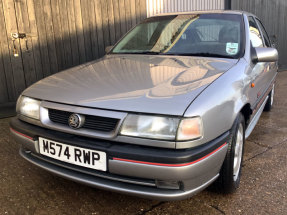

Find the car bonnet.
xmin=22 ymin=55 xmax=238 ymax=116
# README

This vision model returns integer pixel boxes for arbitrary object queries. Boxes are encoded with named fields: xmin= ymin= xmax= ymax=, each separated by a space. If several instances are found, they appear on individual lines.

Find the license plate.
xmin=38 ymin=137 xmax=106 ymax=171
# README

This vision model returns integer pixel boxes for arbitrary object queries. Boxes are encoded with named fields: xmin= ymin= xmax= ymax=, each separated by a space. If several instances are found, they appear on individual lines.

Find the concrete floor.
xmin=0 ymin=72 xmax=286 ymax=215
xmin=0 ymin=102 xmax=16 ymax=119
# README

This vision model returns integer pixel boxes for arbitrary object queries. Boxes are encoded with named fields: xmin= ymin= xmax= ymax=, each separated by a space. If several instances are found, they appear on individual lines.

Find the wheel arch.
xmin=239 ymin=103 xmax=252 ymax=128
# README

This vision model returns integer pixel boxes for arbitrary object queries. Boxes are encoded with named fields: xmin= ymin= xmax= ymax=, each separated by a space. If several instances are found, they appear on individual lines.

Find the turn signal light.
xmin=177 ymin=117 xmax=203 ymax=141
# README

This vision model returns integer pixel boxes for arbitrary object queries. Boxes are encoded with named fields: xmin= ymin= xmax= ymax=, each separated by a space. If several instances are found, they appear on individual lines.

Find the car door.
xmin=248 ymin=16 xmax=271 ymax=113
xmin=255 ymin=18 xmax=278 ymax=91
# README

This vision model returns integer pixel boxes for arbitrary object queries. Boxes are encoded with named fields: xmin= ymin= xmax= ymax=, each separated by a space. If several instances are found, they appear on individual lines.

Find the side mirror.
xmin=105 ymin=45 xmax=113 ymax=54
xmin=253 ymin=47 xmax=278 ymax=63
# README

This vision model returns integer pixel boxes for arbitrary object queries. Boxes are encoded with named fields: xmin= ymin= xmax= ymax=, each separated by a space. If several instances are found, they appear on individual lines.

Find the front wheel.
xmin=217 ymin=113 xmax=245 ymax=193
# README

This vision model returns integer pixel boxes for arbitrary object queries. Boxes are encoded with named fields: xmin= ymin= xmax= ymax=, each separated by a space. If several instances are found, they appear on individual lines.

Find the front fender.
xmin=176 ymin=59 xmax=250 ymax=149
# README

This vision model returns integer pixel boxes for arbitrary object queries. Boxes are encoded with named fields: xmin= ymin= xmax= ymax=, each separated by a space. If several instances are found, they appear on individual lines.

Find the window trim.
xmin=248 ymin=16 xmax=264 ymax=48
xmin=254 ymin=18 xmax=271 ymax=47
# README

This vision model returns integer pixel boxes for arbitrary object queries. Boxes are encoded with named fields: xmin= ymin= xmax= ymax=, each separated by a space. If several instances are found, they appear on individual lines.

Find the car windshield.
xmin=112 ymin=13 xmax=244 ymax=59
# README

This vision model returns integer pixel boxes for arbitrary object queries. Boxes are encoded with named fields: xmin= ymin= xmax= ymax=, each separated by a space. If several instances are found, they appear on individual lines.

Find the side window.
xmin=255 ymin=18 xmax=271 ymax=47
xmin=248 ymin=16 xmax=263 ymax=47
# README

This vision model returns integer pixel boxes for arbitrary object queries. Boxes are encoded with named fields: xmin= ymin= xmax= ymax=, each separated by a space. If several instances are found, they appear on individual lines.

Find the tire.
xmin=216 ymin=113 xmax=245 ymax=193
xmin=264 ymin=84 xmax=275 ymax=112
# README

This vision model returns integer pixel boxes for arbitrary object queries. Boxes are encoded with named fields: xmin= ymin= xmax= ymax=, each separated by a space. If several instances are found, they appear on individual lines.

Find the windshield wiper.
xmin=112 ymin=51 xmax=161 ymax=55
xmin=113 ymin=51 xmax=235 ymax=59
xmin=161 ymin=52 xmax=235 ymax=59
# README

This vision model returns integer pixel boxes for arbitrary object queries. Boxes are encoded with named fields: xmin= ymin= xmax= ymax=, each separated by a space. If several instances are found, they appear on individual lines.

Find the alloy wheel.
xmin=233 ymin=123 xmax=244 ymax=181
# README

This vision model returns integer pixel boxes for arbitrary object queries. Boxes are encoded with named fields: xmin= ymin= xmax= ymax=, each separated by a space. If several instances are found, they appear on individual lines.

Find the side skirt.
xmin=245 ymin=95 xmax=269 ymax=139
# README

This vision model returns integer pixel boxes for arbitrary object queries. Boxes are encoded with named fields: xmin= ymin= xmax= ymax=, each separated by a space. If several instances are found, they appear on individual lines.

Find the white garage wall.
xmin=147 ymin=0 xmax=225 ymax=17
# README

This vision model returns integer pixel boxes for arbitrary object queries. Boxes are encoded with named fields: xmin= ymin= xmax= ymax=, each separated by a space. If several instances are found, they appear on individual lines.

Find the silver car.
xmin=10 ymin=10 xmax=278 ymax=201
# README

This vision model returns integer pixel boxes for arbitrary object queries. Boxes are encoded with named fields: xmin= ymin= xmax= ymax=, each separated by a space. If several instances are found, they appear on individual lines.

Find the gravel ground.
xmin=0 ymin=71 xmax=286 ymax=215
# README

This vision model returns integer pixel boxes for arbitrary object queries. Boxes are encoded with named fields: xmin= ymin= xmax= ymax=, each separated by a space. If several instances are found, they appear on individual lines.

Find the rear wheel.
xmin=217 ymin=113 xmax=245 ymax=193
xmin=264 ymin=84 xmax=275 ymax=112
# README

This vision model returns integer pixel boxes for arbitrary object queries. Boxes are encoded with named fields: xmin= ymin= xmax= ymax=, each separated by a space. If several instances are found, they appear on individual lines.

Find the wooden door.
xmin=0 ymin=0 xmax=42 ymax=105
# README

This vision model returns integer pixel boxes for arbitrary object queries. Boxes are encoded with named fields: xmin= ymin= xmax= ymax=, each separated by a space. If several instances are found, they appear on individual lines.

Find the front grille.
xmin=48 ymin=109 xmax=119 ymax=132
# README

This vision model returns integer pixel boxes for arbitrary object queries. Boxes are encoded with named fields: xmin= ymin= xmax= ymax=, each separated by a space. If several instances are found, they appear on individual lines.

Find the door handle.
xmin=11 ymin=32 xmax=26 ymax=39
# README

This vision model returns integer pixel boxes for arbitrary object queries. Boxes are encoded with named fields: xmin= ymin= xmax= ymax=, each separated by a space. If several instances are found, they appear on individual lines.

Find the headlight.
xmin=177 ymin=117 xmax=203 ymax=141
xmin=16 ymin=96 xmax=41 ymax=120
xmin=120 ymin=115 xmax=180 ymax=140
xmin=120 ymin=115 xmax=203 ymax=141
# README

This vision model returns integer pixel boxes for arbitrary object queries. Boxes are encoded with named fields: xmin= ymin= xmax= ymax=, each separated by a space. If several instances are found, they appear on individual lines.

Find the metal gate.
xmin=146 ymin=0 xmax=225 ymax=17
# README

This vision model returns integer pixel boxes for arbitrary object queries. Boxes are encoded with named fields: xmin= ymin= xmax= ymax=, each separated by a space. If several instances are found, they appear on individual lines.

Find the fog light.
xmin=155 ymin=180 xmax=180 ymax=190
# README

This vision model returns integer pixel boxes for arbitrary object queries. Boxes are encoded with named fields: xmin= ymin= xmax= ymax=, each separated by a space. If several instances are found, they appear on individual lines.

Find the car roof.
xmin=152 ymin=10 xmax=256 ymax=18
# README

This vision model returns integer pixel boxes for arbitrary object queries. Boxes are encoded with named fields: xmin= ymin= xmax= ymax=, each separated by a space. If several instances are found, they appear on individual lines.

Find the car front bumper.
xmin=10 ymin=117 xmax=229 ymax=201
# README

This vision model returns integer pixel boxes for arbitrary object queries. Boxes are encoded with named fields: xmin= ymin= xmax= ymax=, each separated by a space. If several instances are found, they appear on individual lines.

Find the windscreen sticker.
xmin=226 ymin=42 xmax=239 ymax=55
xmin=181 ymin=33 xmax=187 ymax=40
